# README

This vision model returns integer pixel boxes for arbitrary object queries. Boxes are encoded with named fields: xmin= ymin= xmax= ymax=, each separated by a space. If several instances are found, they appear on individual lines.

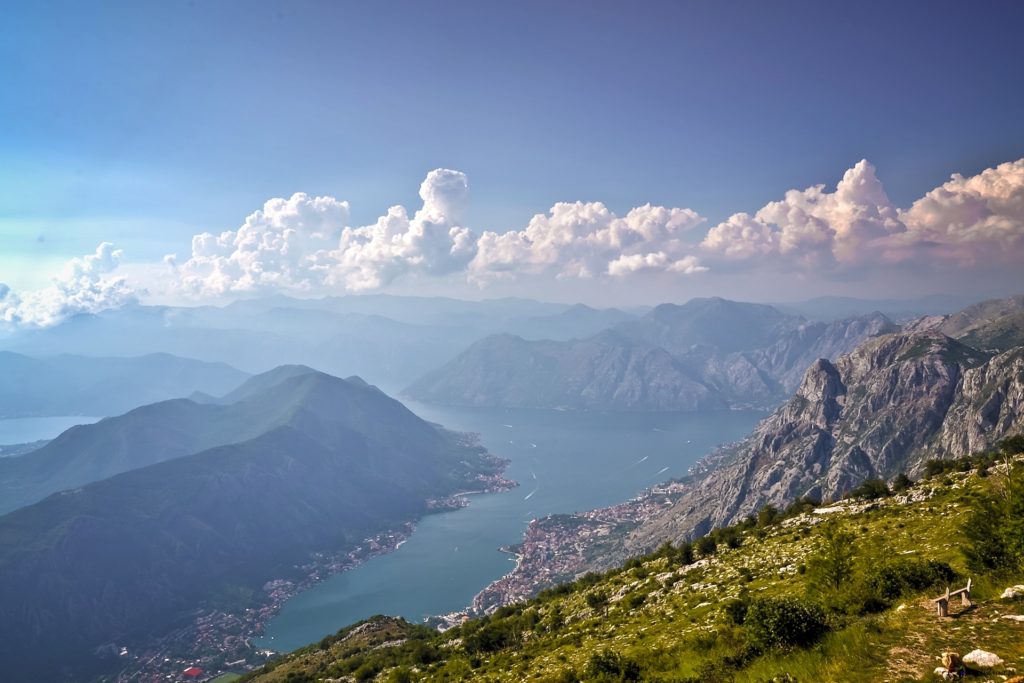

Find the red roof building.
xmin=183 ymin=666 xmax=203 ymax=678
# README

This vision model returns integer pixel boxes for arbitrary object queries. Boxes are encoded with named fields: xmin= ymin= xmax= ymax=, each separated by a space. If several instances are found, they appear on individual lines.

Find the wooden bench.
xmin=932 ymin=578 xmax=972 ymax=617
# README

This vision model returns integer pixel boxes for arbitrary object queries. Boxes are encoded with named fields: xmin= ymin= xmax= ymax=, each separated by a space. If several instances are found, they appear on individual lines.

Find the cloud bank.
xmin=701 ymin=158 xmax=1024 ymax=270
xmin=0 ymin=243 xmax=137 ymax=327
xmin=5 ymin=157 xmax=1024 ymax=326
xmin=166 ymin=156 xmax=1022 ymax=301
xmin=165 ymin=170 xmax=710 ymax=298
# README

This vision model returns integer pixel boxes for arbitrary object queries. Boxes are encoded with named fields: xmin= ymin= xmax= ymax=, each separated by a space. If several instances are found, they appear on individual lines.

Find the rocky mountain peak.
xmin=621 ymin=307 xmax=1024 ymax=551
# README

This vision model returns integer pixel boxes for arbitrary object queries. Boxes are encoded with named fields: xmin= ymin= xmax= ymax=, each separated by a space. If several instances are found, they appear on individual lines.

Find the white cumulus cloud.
xmin=170 ymin=169 xmax=477 ymax=296
xmin=470 ymin=202 xmax=706 ymax=281
xmin=0 ymin=243 xmax=137 ymax=327
xmin=894 ymin=158 xmax=1024 ymax=263
xmin=170 ymin=191 xmax=352 ymax=297
xmin=8 ymin=158 xmax=1023 ymax=325
xmin=700 ymin=157 xmax=1024 ymax=273
xmin=701 ymin=159 xmax=903 ymax=269
xmin=168 ymin=170 xmax=711 ymax=298
xmin=325 ymin=169 xmax=476 ymax=291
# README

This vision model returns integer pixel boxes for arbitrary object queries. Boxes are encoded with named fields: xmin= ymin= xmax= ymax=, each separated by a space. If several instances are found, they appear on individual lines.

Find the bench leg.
xmin=936 ymin=600 xmax=949 ymax=617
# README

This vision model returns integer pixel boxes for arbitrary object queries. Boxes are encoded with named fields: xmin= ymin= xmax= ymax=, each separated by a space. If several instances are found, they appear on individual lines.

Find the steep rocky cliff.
xmin=624 ymin=326 xmax=1022 ymax=549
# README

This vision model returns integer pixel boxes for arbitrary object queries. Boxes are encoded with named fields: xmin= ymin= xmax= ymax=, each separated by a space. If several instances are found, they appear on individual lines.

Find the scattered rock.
xmin=937 ymin=652 xmax=965 ymax=680
xmin=933 ymin=666 xmax=961 ymax=681
xmin=1001 ymin=585 xmax=1024 ymax=600
xmin=1001 ymin=614 xmax=1024 ymax=622
xmin=962 ymin=649 xmax=1004 ymax=669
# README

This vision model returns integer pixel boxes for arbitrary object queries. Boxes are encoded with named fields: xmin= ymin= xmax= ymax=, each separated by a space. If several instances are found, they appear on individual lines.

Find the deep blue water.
xmin=256 ymin=404 xmax=762 ymax=651
xmin=0 ymin=416 xmax=100 ymax=447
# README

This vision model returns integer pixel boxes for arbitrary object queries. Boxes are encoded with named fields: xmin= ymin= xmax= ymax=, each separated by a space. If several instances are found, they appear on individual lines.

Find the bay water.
xmin=256 ymin=404 xmax=762 ymax=651
xmin=0 ymin=415 xmax=101 ymax=448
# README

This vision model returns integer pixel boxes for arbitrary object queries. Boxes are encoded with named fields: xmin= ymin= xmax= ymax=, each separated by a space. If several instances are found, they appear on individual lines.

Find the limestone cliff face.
xmin=624 ymin=329 xmax=1021 ymax=548
xmin=933 ymin=347 xmax=1024 ymax=457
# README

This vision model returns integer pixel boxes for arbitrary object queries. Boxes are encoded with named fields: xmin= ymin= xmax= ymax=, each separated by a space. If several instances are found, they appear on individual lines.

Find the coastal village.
xmin=114 ymin=525 xmax=414 ymax=682
xmin=470 ymin=479 xmax=694 ymax=614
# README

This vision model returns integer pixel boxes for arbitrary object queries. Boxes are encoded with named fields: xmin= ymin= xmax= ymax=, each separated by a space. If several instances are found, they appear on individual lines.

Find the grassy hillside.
xmin=246 ymin=452 xmax=1024 ymax=683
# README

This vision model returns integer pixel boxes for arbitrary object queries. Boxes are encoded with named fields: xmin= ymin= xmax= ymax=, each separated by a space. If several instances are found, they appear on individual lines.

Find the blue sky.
xmin=2 ymin=0 xmax=1023 ymax=311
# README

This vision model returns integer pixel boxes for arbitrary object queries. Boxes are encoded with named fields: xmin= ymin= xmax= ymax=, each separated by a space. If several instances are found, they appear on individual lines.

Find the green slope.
xmin=247 ymin=457 xmax=1024 ymax=683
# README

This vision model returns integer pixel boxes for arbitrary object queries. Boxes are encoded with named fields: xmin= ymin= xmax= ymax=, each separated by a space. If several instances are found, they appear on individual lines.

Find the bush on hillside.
xmin=716 ymin=525 xmax=743 ymax=549
xmin=805 ymin=522 xmax=856 ymax=595
xmin=757 ymin=504 xmax=781 ymax=528
xmin=784 ymin=495 xmax=820 ymax=516
xmin=584 ymin=650 xmax=641 ymax=682
xmin=696 ymin=535 xmax=718 ymax=557
xmin=891 ymin=472 xmax=913 ymax=492
xmin=963 ymin=464 xmax=1024 ymax=575
xmin=744 ymin=596 xmax=829 ymax=649
xmin=676 ymin=541 xmax=695 ymax=565
xmin=1000 ymin=433 xmax=1024 ymax=456
xmin=724 ymin=596 xmax=750 ymax=625
xmin=846 ymin=478 xmax=890 ymax=500
xmin=866 ymin=558 xmax=956 ymax=601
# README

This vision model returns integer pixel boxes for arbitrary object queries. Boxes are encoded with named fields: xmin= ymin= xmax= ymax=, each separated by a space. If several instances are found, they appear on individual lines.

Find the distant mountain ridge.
xmin=0 ymin=295 xmax=633 ymax=392
xmin=0 ymin=367 xmax=505 ymax=682
xmin=0 ymin=351 xmax=247 ymax=419
xmin=406 ymin=297 xmax=896 ymax=411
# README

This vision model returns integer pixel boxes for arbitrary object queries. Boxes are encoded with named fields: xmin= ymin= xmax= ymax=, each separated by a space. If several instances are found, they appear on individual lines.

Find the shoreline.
xmin=467 ymin=478 xmax=697 ymax=616
xmin=117 ymin=470 xmax=517 ymax=682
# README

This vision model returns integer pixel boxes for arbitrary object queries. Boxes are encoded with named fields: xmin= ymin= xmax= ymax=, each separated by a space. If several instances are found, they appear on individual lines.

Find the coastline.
xmin=117 ymin=461 xmax=517 ymax=682
xmin=467 ymin=478 xmax=698 ymax=616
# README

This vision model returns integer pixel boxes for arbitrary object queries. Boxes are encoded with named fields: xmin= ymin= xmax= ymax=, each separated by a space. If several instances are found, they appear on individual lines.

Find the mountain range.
xmin=406 ymin=298 xmax=897 ymax=411
xmin=0 ymin=296 xmax=637 ymax=393
xmin=0 ymin=368 xmax=505 ymax=682
xmin=594 ymin=295 xmax=1024 ymax=557
xmin=0 ymin=351 xmax=247 ymax=419
xmin=0 ymin=293 xmax=985 ymax=398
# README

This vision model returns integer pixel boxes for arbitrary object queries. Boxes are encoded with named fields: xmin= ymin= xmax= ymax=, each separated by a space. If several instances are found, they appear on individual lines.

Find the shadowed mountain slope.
xmin=0 ymin=369 xmax=503 ymax=682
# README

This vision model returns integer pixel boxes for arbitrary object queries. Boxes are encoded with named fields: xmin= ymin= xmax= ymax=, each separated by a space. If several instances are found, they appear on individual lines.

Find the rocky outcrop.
xmin=931 ymin=347 xmax=1024 ymax=457
xmin=623 ymin=328 xmax=1022 ymax=550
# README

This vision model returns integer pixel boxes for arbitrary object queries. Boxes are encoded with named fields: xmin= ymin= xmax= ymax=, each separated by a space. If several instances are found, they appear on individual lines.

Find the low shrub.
xmin=724 ymin=597 xmax=750 ymax=625
xmin=585 ymin=650 xmax=641 ymax=682
xmin=846 ymin=478 xmax=890 ymax=500
xmin=696 ymin=535 xmax=718 ymax=557
xmin=744 ymin=596 xmax=829 ymax=649
xmin=866 ymin=558 xmax=955 ymax=602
